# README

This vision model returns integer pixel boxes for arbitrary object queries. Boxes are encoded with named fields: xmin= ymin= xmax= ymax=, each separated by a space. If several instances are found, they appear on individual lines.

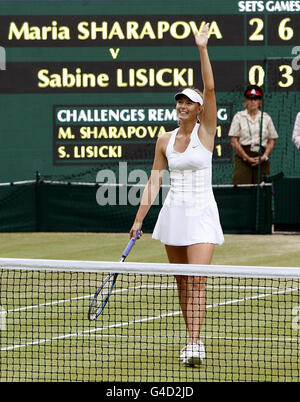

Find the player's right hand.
xmin=129 ymin=222 xmax=143 ymax=240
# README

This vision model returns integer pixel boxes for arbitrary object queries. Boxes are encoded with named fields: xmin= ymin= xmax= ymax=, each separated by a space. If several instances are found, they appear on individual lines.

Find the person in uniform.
xmin=228 ymin=85 xmax=278 ymax=185
xmin=129 ymin=23 xmax=224 ymax=366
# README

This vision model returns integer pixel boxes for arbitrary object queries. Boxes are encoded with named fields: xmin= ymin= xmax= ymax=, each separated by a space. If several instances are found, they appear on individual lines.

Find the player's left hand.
xmin=194 ymin=23 xmax=210 ymax=48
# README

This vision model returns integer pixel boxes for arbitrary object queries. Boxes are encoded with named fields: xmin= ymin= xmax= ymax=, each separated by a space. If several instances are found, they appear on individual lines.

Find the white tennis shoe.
xmin=179 ymin=341 xmax=205 ymax=366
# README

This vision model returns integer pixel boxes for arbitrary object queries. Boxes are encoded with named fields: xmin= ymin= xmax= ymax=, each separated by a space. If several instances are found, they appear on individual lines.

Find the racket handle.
xmin=122 ymin=231 xmax=140 ymax=258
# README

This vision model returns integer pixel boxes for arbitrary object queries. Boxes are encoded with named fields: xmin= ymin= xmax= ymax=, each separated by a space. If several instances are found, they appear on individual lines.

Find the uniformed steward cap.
xmin=244 ymin=85 xmax=263 ymax=98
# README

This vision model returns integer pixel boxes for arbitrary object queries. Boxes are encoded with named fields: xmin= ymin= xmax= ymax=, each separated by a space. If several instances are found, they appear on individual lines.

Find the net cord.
xmin=0 ymin=258 xmax=299 ymax=278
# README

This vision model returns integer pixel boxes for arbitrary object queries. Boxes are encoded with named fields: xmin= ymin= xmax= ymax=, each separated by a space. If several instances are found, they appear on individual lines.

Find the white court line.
xmin=4 ymin=284 xmax=281 ymax=314
xmin=1 ymin=310 xmax=180 ymax=351
xmin=7 ymin=294 xmax=91 ymax=313
xmin=5 ymin=285 xmax=174 ymax=314
xmin=90 ymin=334 xmax=300 ymax=343
xmin=1 ymin=286 xmax=299 ymax=351
xmin=5 ymin=285 xmax=169 ymax=314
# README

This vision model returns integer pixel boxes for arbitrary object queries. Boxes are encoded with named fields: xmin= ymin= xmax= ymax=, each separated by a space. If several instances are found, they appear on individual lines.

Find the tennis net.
xmin=1 ymin=258 xmax=300 ymax=382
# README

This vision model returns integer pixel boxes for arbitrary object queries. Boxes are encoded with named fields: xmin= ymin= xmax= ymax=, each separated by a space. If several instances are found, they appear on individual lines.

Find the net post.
xmin=35 ymin=170 xmax=41 ymax=232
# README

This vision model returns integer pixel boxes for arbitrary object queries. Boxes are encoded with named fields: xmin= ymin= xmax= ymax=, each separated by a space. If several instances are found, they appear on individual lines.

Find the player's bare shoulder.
xmin=156 ymin=130 xmax=173 ymax=156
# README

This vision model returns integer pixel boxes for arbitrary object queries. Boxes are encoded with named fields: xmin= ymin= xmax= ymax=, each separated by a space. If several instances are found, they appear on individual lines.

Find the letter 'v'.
xmin=109 ymin=48 xmax=120 ymax=59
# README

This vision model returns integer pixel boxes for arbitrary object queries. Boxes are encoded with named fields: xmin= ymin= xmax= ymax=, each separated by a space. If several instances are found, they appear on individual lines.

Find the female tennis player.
xmin=129 ymin=23 xmax=224 ymax=366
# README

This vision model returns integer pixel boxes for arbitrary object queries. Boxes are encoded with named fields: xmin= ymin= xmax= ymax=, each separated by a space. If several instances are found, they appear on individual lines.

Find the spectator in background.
xmin=292 ymin=112 xmax=300 ymax=150
xmin=228 ymin=85 xmax=278 ymax=185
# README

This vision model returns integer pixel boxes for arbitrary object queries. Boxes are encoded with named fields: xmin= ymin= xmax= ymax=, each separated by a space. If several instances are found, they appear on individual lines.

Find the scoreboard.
xmin=53 ymin=104 xmax=232 ymax=165
xmin=0 ymin=0 xmax=299 ymax=184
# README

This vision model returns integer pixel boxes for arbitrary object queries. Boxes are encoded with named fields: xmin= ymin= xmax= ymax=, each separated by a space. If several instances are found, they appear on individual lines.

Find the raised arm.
xmin=194 ymin=23 xmax=217 ymax=137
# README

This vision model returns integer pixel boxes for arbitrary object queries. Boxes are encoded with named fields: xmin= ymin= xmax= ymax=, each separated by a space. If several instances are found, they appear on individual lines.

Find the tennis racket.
xmin=88 ymin=231 xmax=140 ymax=321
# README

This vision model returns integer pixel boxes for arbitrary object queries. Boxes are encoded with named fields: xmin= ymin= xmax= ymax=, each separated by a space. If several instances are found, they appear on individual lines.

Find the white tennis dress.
xmin=152 ymin=123 xmax=224 ymax=246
